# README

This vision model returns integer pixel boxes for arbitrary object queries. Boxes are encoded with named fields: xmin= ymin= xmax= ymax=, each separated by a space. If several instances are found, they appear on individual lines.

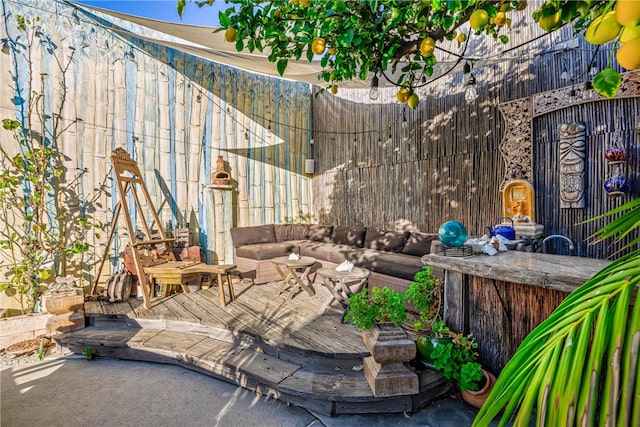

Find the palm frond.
xmin=585 ymin=197 xmax=640 ymax=252
xmin=474 ymin=250 xmax=640 ymax=426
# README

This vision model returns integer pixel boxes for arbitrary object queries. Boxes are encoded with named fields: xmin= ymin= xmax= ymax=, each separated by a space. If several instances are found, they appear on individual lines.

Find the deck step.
xmin=55 ymin=326 xmax=454 ymax=416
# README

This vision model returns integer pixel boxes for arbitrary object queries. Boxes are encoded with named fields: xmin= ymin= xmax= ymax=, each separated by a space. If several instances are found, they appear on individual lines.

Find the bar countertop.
xmin=423 ymin=251 xmax=611 ymax=294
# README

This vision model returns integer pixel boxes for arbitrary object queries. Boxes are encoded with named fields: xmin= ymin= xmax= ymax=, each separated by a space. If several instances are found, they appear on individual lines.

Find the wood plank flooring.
xmin=63 ymin=279 xmax=455 ymax=416
xmin=85 ymin=279 xmax=367 ymax=356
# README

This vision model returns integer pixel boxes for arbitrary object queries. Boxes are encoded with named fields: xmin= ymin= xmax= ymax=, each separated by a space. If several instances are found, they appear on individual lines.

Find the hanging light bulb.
xmin=402 ymin=109 xmax=408 ymax=129
xmin=464 ymin=62 xmax=478 ymax=103
xmin=369 ymin=75 xmax=379 ymax=100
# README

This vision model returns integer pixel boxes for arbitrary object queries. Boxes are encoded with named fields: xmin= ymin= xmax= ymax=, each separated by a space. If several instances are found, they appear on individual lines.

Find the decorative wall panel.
xmin=558 ymin=122 xmax=586 ymax=209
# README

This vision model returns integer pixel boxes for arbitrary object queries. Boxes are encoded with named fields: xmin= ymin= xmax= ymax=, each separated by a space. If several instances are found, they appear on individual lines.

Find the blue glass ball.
xmin=603 ymin=175 xmax=629 ymax=196
xmin=438 ymin=221 xmax=468 ymax=247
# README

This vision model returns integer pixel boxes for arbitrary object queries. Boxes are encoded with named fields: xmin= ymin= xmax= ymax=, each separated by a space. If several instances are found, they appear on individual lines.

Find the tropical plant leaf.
xmin=474 ymin=250 xmax=640 ymax=426
xmin=617 ymin=276 xmax=640 ymax=426
xmin=585 ymin=197 xmax=640 ymax=251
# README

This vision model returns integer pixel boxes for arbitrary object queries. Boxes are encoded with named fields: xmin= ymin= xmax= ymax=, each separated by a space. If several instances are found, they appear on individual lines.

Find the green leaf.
xmin=446 ymin=0 xmax=462 ymax=12
xmin=218 ymin=11 xmax=231 ymax=27
xmin=593 ymin=68 xmax=622 ymax=98
xmin=176 ymin=0 xmax=186 ymax=17
xmin=337 ymin=28 xmax=354 ymax=47
xmin=560 ymin=1 xmax=579 ymax=23
xmin=277 ymin=58 xmax=288 ymax=76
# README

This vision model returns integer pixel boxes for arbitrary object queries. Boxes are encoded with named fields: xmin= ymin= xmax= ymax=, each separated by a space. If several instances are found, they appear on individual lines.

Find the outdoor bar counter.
xmin=423 ymin=252 xmax=611 ymax=375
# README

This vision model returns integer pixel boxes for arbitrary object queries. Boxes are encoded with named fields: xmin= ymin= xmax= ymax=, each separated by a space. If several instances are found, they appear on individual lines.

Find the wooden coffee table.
xmin=316 ymin=266 xmax=370 ymax=319
xmin=271 ymin=256 xmax=316 ymax=301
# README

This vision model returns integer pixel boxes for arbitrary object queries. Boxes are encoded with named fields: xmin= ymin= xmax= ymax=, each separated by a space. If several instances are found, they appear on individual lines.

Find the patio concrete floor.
xmin=0 ymin=354 xmax=495 ymax=427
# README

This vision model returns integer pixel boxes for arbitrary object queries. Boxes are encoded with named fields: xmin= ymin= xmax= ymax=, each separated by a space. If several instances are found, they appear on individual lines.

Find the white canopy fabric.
xmin=72 ymin=2 xmax=535 ymax=89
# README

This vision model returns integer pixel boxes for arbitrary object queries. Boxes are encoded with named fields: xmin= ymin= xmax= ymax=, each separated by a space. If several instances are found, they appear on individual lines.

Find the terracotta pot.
xmin=461 ymin=369 xmax=497 ymax=409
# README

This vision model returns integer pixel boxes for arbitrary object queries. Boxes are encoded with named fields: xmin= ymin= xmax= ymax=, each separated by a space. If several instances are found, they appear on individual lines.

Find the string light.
xmin=402 ymin=109 xmax=408 ymax=129
xmin=369 ymin=75 xmax=379 ymax=100
xmin=463 ymin=62 xmax=478 ymax=103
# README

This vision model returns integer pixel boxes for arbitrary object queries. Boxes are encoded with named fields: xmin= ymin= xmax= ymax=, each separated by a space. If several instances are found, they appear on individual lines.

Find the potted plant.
xmin=429 ymin=327 xmax=496 ymax=409
xmin=344 ymin=287 xmax=418 ymax=397
xmin=403 ymin=266 xmax=449 ymax=365
xmin=344 ymin=286 xmax=407 ymax=330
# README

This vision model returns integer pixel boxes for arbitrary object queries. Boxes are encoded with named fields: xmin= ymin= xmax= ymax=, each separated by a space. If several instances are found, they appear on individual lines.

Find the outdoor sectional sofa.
xmin=230 ymin=224 xmax=440 ymax=293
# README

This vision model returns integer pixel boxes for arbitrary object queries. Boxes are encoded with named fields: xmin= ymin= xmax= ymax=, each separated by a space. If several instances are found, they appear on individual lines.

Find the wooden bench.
xmin=143 ymin=262 xmax=237 ymax=306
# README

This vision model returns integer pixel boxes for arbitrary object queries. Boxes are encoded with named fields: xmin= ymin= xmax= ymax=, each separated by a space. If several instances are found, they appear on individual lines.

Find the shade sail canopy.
xmin=72 ymin=1 xmax=533 ymax=89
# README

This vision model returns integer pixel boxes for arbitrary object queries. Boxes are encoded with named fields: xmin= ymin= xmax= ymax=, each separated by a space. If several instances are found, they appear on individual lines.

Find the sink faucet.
xmin=542 ymin=235 xmax=575 ymax=254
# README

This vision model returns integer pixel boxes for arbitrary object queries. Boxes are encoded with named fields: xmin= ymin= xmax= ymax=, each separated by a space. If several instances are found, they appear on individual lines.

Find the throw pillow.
xmin=230 ymin=225 xmax=277 ymax=248
xmin=402 ymin=232 xmax=440 ymax=256
xmin=364 ymin=229 xmax=410 ymax=252
xmin=331 ymin=226 xmax=367 ymax=248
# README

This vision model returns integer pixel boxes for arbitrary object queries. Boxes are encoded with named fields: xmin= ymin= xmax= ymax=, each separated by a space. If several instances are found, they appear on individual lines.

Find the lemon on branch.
xmin=585 ymin=11 xmax=621 ymax=45
xmin=616 ymin=0 xmax=640 ymax=27
xmin=224 ymin=27 xmax=237 ymax=43
xmin=620 ymin=25 xmax=640 ymax=43
xmin=419 ymin=37 xmax=435 ymax=57
xmin=469 ymin=9 xmax=489 ymax=30
xmin=396 ymin=88 xmax=409 ymax=103
xmin=538 ymin=11 xmax=561 ymax=32
xmin=311 ymin=37 xmax=326 ymax=55
xmin=407 ymin=93 xmax=419 ymax=109
xmin=616 ymin=36 xmax=640 ymax=70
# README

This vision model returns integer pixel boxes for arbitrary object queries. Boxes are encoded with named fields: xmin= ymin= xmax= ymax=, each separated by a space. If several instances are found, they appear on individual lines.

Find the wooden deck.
xmin=84 ymin=279 xmax=368 ymax=357
xmin=57 ymin=279 xmax=454 ymax=416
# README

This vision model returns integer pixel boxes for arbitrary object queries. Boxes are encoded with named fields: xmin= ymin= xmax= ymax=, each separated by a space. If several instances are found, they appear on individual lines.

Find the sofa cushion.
xmin=331 ymin=226 xmax=367 ymax=248
xmin=308 ymin=224 xmax=333 ymax=243
xmin=298 ymin=241 xmax=352 ymax=264
xmin=353 ymin=251 xmax=424 ymax=281
xmin=364 ymin=229 xmax=410 ymax=253
xmin=235 ymin=242 xmax=301 ymax=260
xmin=230 ymin=225 xmax=276 ymax=248
xmin=402 ymin=232 xmax=440 ymax=257
xmin=274 ymin=224 xmax=309 ymax=242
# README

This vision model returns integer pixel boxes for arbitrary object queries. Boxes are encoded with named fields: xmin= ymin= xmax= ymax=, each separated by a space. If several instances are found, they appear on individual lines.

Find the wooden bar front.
xmin=423 ymin=252 xmax=610 ymax=374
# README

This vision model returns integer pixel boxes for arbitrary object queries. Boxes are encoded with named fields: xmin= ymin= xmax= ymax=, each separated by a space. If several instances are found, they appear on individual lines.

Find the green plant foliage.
xmin=474 ymin=200 xmax=640 ymax=426
xmin=0 ymin=16 xmax=104 ymax=313
xmin=428 ymin=321 xmax=483 ymax=391
xmin=593 ymin=67 xmax=623 ymax=98
xmin=82 ymin=346 xmax=96 ymax=360
xmin=344 ymin=286 xmax=407 ymax=330
xmin=405 ymin=266 xmax=442 ymax=328
xmin=179 ymin=0 xmax=629 ymax=96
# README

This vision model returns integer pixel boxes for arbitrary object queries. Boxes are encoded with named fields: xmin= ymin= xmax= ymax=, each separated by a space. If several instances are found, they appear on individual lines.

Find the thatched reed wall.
xmin=312 ymin=20 xmax=639 ymax=260
xmin=0 ymin=0 xmax=312 ymax=302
